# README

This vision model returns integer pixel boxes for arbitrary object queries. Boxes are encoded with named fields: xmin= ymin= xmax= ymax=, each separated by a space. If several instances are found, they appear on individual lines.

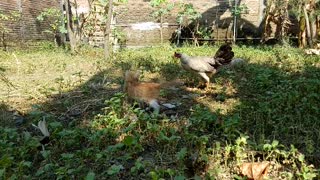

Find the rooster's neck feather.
xmin=180 ymin=54 xmax=189 ymax=64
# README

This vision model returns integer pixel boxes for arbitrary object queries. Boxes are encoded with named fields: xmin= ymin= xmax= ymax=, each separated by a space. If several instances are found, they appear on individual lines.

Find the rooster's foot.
xmin=196 ymin=82 xmax=207 ymax=89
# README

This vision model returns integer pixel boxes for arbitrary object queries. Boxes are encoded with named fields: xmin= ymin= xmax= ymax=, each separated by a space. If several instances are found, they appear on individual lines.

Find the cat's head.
xmin=125 ymin=70 xmax=140 ymax=82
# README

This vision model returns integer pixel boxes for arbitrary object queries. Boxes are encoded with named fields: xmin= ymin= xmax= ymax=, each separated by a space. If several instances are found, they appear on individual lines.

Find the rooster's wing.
xmin=182 ymin=56 xmax=217 ymax=73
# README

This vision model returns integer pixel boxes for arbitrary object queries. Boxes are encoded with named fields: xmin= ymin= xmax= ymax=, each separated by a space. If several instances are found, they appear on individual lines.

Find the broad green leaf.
xmin=85 ymin=171 xmax=95 ymax=180
xmin=271 ymin=140 xmax=279 ymax=148
xmin=123 ymin=135 xmax=136 ymax=146
xmin=0 ymin=169 xmax=5 ymax=177
xmin=176 ymin=147 xmax=187 ymax=160
xmin=174 ymin=175 xmax=186 ymax=180
xmin=0 ymin=155 xmax=13 ymax=168
xmin=107 ymin=164 xmax=123 ymax=175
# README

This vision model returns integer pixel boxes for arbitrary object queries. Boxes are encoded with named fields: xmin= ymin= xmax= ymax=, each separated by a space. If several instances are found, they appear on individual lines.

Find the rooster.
xmin=174 ymin=44 xmax=235 ymax=88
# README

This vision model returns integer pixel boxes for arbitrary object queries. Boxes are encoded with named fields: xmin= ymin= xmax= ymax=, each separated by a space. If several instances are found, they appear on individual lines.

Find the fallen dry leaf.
xmin=239 ymin=161 xmax=270 ymax=180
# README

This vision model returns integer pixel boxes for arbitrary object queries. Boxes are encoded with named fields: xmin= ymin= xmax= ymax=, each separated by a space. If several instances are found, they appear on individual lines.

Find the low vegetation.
xmin=0 ymin=43 xmax=319 ymax=179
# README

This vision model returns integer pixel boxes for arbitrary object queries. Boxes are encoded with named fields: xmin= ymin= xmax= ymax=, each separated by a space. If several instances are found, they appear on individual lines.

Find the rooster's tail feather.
xmin=214 ymin=44 xmax=234 ymax=65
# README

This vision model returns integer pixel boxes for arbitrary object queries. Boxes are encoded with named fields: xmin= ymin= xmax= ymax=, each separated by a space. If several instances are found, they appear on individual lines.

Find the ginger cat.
xmin=124 ymin=71 xmax=161 ymax=114
xmin=123 ymin=70 xmax=183 ymax=114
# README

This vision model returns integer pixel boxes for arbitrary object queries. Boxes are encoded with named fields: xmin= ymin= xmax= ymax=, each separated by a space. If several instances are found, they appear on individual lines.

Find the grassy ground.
xmin=0 ymin=43 xmax=319 ymax=179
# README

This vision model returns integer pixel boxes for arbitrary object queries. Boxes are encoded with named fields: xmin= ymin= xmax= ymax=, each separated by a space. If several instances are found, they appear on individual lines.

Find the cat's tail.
xmin=159 ymin=79 xmax=184 ymax=89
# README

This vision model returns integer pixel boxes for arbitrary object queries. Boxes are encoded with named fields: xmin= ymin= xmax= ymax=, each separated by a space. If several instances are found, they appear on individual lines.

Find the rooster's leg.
xmin=205 ymin=72 xmax=216 ymax=88
xmin=198 ymin=72 xmax=210 ymax=88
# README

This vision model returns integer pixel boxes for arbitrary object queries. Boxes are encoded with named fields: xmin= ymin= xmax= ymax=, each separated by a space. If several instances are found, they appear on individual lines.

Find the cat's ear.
xmin=134 ymin=71 xmax=140 ymax=78
xmin=125 ymin=70 xmax=130 ymax=78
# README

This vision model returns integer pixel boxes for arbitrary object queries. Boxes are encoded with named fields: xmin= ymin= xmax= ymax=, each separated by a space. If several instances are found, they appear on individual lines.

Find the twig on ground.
xmin=0 ymin=72 xmax=16 ymax=89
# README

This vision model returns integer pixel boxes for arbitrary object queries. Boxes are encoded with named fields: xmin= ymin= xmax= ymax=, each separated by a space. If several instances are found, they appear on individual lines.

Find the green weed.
xmin=0 ymin=43 xmax=319 ymax=179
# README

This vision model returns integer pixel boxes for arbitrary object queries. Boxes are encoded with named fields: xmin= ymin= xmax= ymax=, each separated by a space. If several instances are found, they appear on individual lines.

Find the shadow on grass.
xmin=195 ymin=60 xmax=320 ymax=167
xmin=0 ymin=103 xmax=20 ymax=127
xmin=37 ymin=68 xmax=124 ymax=126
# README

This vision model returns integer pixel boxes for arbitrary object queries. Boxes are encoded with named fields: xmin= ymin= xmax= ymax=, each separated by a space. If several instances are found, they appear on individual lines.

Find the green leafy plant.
xmin=230 ymin=1 xmax=249 ymax=43
xmin=130 ymin=157 xmax=145 ymax=175
xmin=176 ymin=3 xmax=202 ymax=46
xmin=189 ymin=105 xmax=218 ymax=131
xmin=89 ymin=0 xmax=128 ymax=58
xmin=37 ymin=8 xmax=67 ymax=46
xmin=107 ymin=164 xmax=124 ymax=175
xmin=0 ymin=11 xmax=21 ymax=50
xmin=150 ymin=0 xmax=175 ymax=44
xmin=112 ymin=27 xmax=127 ymax=48
xmin=231 ymin=3 xmax=249 ymax=17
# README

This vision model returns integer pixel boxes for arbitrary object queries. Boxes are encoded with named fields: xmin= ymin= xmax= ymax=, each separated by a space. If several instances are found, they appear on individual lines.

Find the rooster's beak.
xmin=172 ymin=53 xmax=176 ymax=59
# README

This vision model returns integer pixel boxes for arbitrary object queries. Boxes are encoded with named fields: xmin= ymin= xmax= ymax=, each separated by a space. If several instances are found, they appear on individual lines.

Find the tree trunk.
xmin=58 ymin=0 xmax=66 ymax=48
xmin=261 ymin=0 xmax=289 ymax=43
xmin=233 ymin=0 xmax=239 ymax=44
xmin=299 ymin=15 xmax=306 ymax=48
xmin=176 ymin=25 xmax=181 ymax=45
xmin=304 ymin=6 xmax=313 ymax=47
xmin=193 ymin=22 xmax=199 ymax=46
xmin=316 ymin=16 xmax=320 ymax=39
xmin=65 ymin=0 xmax=77 ymax=53
xmin=261 ymin=0 xmax=275 ymax=43
xmin=104 ymin=0 xmax=113 ymax=59
xmin=160 ymin=15 xmax=163 ymax=44
xmin=315 ymin=1 xmax=320 ymax=41
xmin=262 ymin=14 xmax=272 ymax=42
xmin=308 ymin=0 xmax=316 ymax=40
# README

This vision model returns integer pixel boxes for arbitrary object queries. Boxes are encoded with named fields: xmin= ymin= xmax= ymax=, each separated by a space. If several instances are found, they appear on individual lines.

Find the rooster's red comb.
xmin=174 ymin=52 xmax=182 ymax=58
